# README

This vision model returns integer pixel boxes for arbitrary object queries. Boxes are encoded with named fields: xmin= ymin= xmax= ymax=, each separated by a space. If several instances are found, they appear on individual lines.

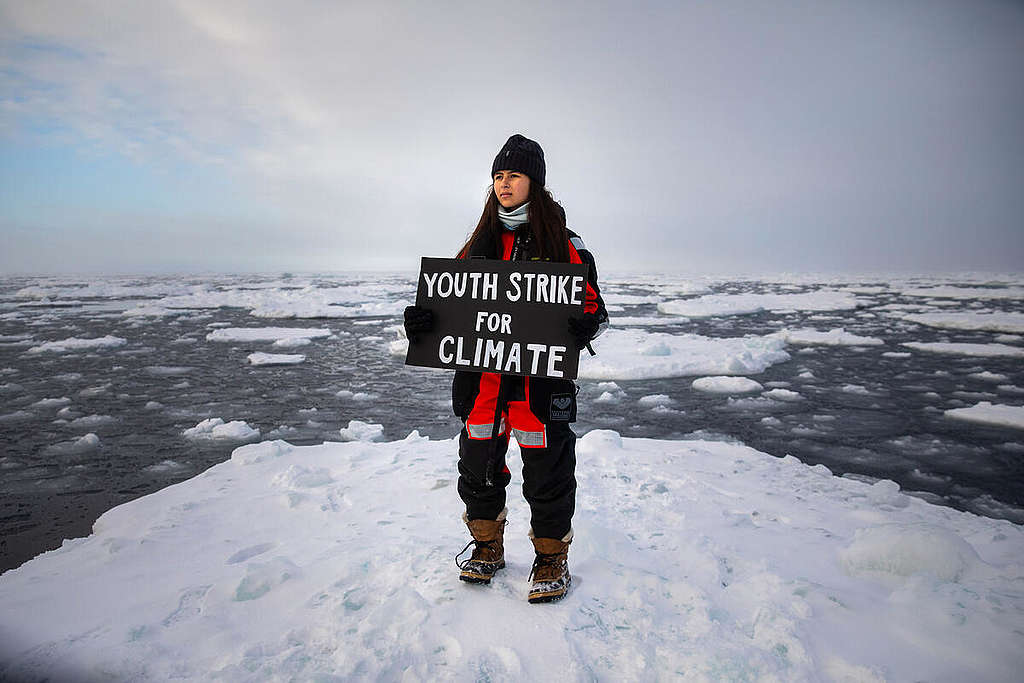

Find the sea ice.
xmin=338 ymin=420 xmax=385 ymax=442
xmin=691 ymin=376 xmax=764 ymax=394
xmin=763 ymin=388 xmax=803 ymax=402
xmin=247 ymin=352 xmax=306 ymax=366
xmin=579 ymin=328 xmax=789 ymax=380
xmin=182 ymin=418 xmax=260 ymax=442
xmin=772 ymin=327 xmax=884 ymax=346
xmin=944 ymin=402 xmax=1024 ymax=430
xmin=25 ymin=336 xmax=127 ymax=354
xmin=658 ymin=290 xmax=862 ymax=318
xmin=41 ymin=433 xmax=100 ymax=456
xmin=206 ymin=327 xmax=332 ymax=343
xmin=902 ymin=342 xmax=1024 ymax=358
xmin=4 ymin=432 xmax=1021 ymax=681
xmin=902 ymin=311 xmax=1024 ymax=334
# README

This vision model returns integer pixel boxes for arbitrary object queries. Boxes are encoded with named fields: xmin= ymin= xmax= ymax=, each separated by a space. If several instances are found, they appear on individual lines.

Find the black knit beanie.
xmin=491 ymin=134 xmax=545 ymax=187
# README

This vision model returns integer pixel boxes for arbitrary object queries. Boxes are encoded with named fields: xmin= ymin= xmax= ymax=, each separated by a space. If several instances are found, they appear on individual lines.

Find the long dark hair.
xmin=457 ymin=180 xmax=569 ymax=263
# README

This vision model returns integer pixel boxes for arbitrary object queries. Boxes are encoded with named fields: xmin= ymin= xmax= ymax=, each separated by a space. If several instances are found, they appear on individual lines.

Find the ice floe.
xmin=206 ymin=327 xmax=332 ymax=343
xmin=247 ymin=353 xmax=306 ymax=366
xmin=945 ymin=402 xmax=1024 ymax=430
xmin=902 ymin=342 xmax=1024 ymax=358
xmin=771 ymin=327 xmax=884 ymax=346
xmin=579 ymin=329 xmax=789 ymax=380
xmin=25 ymin=336 xmax=127 ymax=354
xmin=182 ymin=418 xmax=260 ymax=442
xmin=902 ymin=312 xmax=1024 ymax=334
xmin=691 ymin=376 xmax=764 ymax=394
xmin=2 ymin=432 xmax=1021 ymax=681
xmin=338 ymin=420 xmax=385 ymax=442
xmin=658 ymin=291 xmax=862 ymax=318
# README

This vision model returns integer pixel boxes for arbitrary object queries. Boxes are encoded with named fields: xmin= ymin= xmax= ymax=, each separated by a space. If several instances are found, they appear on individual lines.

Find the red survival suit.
xmin=452 ymin=224 xmax=608 ymax=539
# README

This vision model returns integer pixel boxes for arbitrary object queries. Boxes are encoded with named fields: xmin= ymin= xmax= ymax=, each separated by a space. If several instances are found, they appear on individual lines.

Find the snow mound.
xmin=839 ymin=524 xmax=982 ymax=582
xmin=338 ymin=420 xmax=384 ymax=442
xmin=944 ymin=402 xmax=1024 ymax=430
xmin=692 ymin=376 xmax=764 ymax=394
xmin=183 ymin=418 xmax=260 ymax=442
xmin=580 ymin=328 xmax=789 ymax=380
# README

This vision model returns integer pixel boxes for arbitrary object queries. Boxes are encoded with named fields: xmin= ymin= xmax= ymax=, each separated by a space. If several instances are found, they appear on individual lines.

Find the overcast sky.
xmin=1 ymin=0 xmax=1022 ymax=276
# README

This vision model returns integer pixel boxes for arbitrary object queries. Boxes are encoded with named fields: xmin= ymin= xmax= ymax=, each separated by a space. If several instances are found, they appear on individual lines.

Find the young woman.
xmin=404 ymin=134 xmax=608 ymax=603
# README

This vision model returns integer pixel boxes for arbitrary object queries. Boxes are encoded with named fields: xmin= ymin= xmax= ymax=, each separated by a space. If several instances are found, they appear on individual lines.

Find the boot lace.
xmin=455 ymin=539 xmax=498 ymax=570
xmin=528 ymin=552 xmax=565 ymax=582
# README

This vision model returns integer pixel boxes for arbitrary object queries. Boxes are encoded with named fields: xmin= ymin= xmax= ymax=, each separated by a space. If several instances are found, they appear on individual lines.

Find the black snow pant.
xmin=457 ymin=423 xmax=577 ymax=540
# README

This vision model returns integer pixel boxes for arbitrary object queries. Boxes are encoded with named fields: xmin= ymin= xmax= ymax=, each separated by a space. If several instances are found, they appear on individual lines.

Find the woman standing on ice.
xmin=404 ymin=134 xmax=608 ymax=603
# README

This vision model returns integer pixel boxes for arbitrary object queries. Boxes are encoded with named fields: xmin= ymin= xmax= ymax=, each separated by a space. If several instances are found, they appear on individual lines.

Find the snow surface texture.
xmin=1 ymin=432 xmax=1022 ymax=682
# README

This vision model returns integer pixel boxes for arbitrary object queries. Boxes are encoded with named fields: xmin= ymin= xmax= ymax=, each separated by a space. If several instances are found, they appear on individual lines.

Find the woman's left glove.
xmin=404 ymin=305 xmax=434 ymax=343
xmin=568 ymin=313 xmax=601 ymax=350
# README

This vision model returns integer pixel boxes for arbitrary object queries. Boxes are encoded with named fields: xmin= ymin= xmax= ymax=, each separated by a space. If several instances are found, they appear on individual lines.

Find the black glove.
xmin=404 ymin=305 xmax=434 ymax=343
xmin=568 ymin=313 xmax=601 ymax=351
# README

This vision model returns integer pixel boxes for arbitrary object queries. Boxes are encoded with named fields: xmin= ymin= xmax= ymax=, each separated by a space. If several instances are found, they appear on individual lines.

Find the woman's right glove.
xmin=403 ymin=305 xmax=434 ymax=343
xmin=568 ymin=313 xmax=602 ymax=351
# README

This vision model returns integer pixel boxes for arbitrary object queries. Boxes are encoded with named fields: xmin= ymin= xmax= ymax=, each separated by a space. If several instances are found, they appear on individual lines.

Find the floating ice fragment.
xmin=692 ymin=376 xmax=764 ymax=394
xmin=183 ymin=418 xmax=260 ymax=442
xmin=247 ymin=352 xmax=305 ymax=366
xmin=944 ymin=402 xmax=1024 ymax=430
xmin=339 ymin=420 xmax=384 ymax=442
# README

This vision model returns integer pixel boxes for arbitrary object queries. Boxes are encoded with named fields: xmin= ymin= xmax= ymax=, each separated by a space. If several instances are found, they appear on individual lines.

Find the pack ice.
xmin=1 ymin=431 xmax=1022 ymax=681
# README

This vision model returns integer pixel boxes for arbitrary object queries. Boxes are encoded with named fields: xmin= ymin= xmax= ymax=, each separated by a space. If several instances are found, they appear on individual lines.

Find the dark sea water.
xmin=1 ymin=273 xmax=1022 ymax=573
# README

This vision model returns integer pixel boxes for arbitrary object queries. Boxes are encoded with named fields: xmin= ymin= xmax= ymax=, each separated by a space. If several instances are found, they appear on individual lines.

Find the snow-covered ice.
xmin=945 ymin=402 xmax=1024 ymax=430
xmin=579 ymin=329 xmax=790 ymax=380
xmin=25 ymin=335 xmax=127 ymax=354
xmin=902 ymin=312 xmax=1024 ymax=334
xmin=772 ymin=327 xmax=884 ymax=346
xmin=247 ymin=352 xmax=306 ymax=366
xmin=338 ymin=419 xmax=384 ymax=442
xmin=902 ymin=342 xmax=1024 ymax=358
xmin=206 ymin=327 xmax=332 ymax=344
xmin=692 ymin=376 xmax=764 ymax=394
xmin=1 ymin=432 xmax=1022 ymax=681
xmin=658 ymin=291 xmax=862 ymax=318
xmin=182 ymin=418 xmax=260 ymax=442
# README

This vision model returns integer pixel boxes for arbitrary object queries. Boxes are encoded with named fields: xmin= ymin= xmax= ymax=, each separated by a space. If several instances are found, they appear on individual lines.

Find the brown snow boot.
xmin=528 ymin=529 xmax=573 ymax=603
xmin=456 ymin=509 xmax=507 ymax=584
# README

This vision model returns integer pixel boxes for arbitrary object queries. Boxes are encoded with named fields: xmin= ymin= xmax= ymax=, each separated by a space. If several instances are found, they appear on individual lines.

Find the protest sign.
xmin=405 ymin=257 xmax=589 ymax=379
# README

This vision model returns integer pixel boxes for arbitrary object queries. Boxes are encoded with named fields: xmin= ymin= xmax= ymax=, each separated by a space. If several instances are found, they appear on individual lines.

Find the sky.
xmin=1 ymin=0 xmax=1022 ymax=276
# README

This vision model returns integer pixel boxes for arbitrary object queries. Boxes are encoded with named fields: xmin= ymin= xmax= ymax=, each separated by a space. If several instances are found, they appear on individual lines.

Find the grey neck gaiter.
xmin=498 ymin=202 xmax=530 ymax=231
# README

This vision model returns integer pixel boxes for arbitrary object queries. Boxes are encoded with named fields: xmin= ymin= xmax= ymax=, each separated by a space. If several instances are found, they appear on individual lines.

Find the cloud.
xmin=1 ymin=0 xmax=1023 ymax=273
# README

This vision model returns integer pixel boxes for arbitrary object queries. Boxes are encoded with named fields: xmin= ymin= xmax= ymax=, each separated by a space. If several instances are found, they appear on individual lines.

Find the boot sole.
xmin=528 ymin=576 xmax=571 ymax=603
xmin=459 ymin=561 xmax=505 ymax=584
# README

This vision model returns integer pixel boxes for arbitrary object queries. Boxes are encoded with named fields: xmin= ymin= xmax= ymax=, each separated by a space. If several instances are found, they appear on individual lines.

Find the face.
xmin=493 ymin=170 xmax=530 ymax=209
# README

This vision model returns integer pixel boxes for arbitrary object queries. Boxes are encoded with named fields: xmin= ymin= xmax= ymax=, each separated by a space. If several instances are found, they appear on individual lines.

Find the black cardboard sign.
xmin=405 ymin=257 xmax=589 ymax=379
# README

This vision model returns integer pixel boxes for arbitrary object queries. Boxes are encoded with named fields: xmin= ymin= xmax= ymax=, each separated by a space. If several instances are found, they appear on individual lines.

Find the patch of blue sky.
xmin=0 ymin=141 xmax=270 ymax=228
